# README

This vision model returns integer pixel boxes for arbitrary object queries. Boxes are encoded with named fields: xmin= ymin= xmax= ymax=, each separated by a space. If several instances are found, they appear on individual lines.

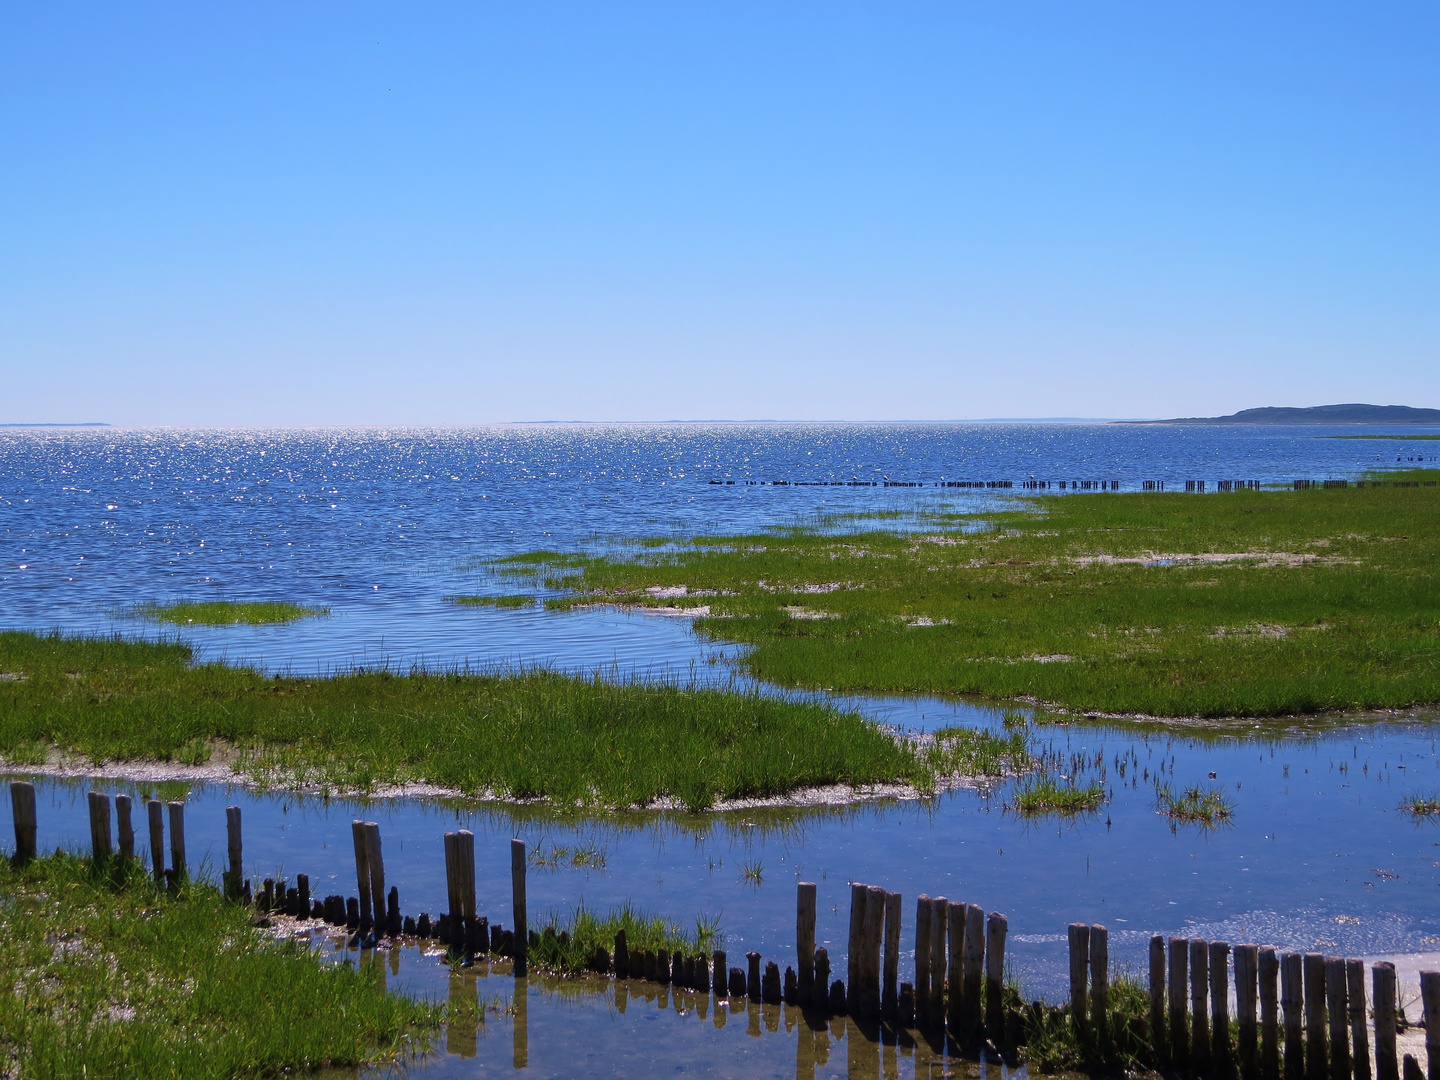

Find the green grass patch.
xmin=0 ymin=632 xmax=931 ymax=810
xmin=138 ymin=600 xmax=327 ymax=625
xmin=0 ymin=851 xmax=439 ymax=1077
xmin=1400 ymin=793 xmax=1440 ymax=818
xmin=529 ymin=473 xmax=1440 ymax=718
xmin=447 ymin=594 xmax=535 ymax=609
xmin=1010 ymin=777 xmax=1105 ymax=817
xmin=1155 ymin=783 xmax=1235 ymax=826
xmin=527 ymin=903 xmax=721 ymax=974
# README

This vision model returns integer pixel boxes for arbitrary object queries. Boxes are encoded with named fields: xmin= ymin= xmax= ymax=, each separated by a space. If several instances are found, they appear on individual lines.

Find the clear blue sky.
xmin=2 ymin=2 xmax=1436 ymax=424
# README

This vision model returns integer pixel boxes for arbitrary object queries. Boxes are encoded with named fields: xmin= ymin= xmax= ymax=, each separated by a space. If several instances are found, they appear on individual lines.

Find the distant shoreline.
xmin=0 ymin=422 xmax=109 ymax=428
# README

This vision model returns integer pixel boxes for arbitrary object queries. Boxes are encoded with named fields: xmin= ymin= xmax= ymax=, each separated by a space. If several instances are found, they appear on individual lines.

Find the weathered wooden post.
xmin=511 ymin=838 xmax=527 ymax=977
xmin=946 ymin=901 xmax=965 ymax=1033
xmin=986 ymin=911 xmax=1007 ymax=1045
xmin=351 ymin=820 xmax=372 ymax=931
xmin=1327 ymin=956 xmax=1351 ymax=1080
xmin=1092 ymin=924 xmax=1110 ymax=1051
xmin=1305 ymin=953 xmax=1329 ymax=1080
xmin=927 ymin=897 xmax=947 ymax=1025
xmin=1171 ymin=937 xmax=1192 ymax=1067
xmin=1419 ymin=971 xmax=1440 ymax=1080
xmin=848 ymin=883 xmax=866 ymax=1009
xmin=797 ymin=882 xmax=817 ymax=1001
xmin=1261 ymin=947 xmax=1281 ymax=1080
xmin=364 ymin=822 xmax=386 ymax=933
xmin=1284 ymin=953 xmax=1306 ymax=1080
xmin=1193 ymin=938 xmax=1212 ymax=1073
xmin=862 ymin=884 xmax=885 ymax=1019
xmin=1348 ymin=959 xmax=1370 ymax=1080
xmin=115 ymin=794 xmax=134 ymax=858
xmin=147 ymin=798 xmax=164 ymax=880
xmin=914 ymin=896 xmax=932 ymax=1025
xmin=813 ymin=947 xmax=830 ymax=1012
xmin=225 ymin=805 xmax=242 ymax=899
xmin=1374 ymin=962 xmax=1399 ymax=1080
xmin=1151 ymin=936 xmax=1168 ymax=1061
xmin=1069 ymin=923 xmax=1090 ymax=1039
xmin=747 ymin=950 xmax=762 ymax=1002
xmin=87 ymin=791 xmax=112 ymax=860
xmin=1236 ymin=944 xmax=1260 ymax=1080
xmin=10 ymin=781 xmax=36 ymax=862
xmin=1212 ymin=941 xmax=1233 ymax=1076
xmin=963 ymin=904 xmax=984 ymax=1039
xmin=167 ymin=800 xmax=186 ymax=879
xmin=882 ymin=890 xmax=901 ymax=1022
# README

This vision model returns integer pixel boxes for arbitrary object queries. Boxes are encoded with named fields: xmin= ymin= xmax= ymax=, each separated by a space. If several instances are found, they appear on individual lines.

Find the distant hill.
xmin=1128 ymin=404 xmax=1440 ymax=425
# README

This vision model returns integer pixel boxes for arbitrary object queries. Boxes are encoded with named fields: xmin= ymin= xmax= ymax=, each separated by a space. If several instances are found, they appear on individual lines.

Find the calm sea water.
xmin=4 ymin=423 xmax=1440 ymax=1077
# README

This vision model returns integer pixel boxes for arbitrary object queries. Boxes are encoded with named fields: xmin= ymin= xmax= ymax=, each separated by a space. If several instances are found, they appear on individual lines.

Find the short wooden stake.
xmin=1406 ymin=1056 xmax=1426 ymax=1080
xmin=1284 ymin=953 xmax=1306 ymax=1080
xmin=1419 ymin=971 xmax=1440 ymax=1080
xmin=1374 ymin=962 xmax=1399 ymax=1080
xmin=882 ymin=890 xmax=901 ymax=1022
xmin=1348 ymin=959 xmax=1370 ymax=1080
xmin=946 ymin=900 xmax=965 ymax=1033
xmin=1069 ymin=923 xmax=1090 ymax=1038
xmin=511 ymin=838 xmax=527 ymax=977
xmin=1092 ymin=924 xmax=1110 ymax=1050
xmin=1306 ymin=953 xmax=1329 ymax=1080
xmin=813 ymin=947 xmax=830 ymax=1012
xmin=1193 ymin=938 xmax=1212 ymax=1073
xmin=351 ymin=820 xmax=372 ymax=931
xmin=927 ymin=897 xmax=947 ymax=1026
xmin=10 ymin=781 xmax=36 ymax=862
xmin=1150 ymin=936 xmax=1167 ymax=1060
xmin=914 ymin=895 xmax=932 ymax=1025
xmin=797 ymin=881 xmax=817 ymax=999
xmin=963 ymin=903 xmax=984 ymax=1040
xmin=147 ymin=798 xmax=164 ymax=880
xmin=1261 ymin=947 xmax=1281 ymax=1080
xmin=1171 ymin=937 xmax=1192 ymax=1067
xmin=1212 ymin=941 xmax=1233 ymax=1076
xmin=986 ymin=911 xmax=1006 ymax=1046
xmin=225 ymin=805 xmax=242 ymax=898
xmin=1237 ymin=944 xmax=1260 ymax=1080
xmin=166 ymin=800 xmax=186 ymax=878
xmin=115 ymin=794 xmax=134 ymax=858
xmin=87 ymin=791 xmax=112 ymax=860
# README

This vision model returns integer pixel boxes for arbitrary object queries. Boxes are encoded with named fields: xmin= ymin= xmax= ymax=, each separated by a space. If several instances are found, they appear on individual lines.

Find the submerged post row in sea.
xmin=15 ymin=779 xmax=1440 ymax=1079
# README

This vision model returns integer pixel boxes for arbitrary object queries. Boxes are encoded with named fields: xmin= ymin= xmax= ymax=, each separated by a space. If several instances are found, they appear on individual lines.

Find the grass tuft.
xmin=447 ymin=594 xmax=535 ymax=609
xmin=1010 ymin=776 xmax=1105 ymax=817
xmin=1400 ymin=793 xmax=1440 ymax=818
xmin=138 ymin=600 xmax=327 ymax=625
xmin=1156 ymin=783 xmax=1235 ymax=826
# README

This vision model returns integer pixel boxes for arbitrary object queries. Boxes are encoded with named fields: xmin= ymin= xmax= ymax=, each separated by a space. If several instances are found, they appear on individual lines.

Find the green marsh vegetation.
xmin=0 ymin=632 xmax=940 ymax=810
xmin=448 ymin=594 xmax=535 ymax=609
xmin=1009 ymin=776 xmax=1106 ymax=817
xmin=519 ymin=472 xmax=1440 ymax=718
xmin=0 ymin=850 xmax=439 ymax=1077
xmin=1399 ymin=793 xmax=1440 ymax=818
xmin=525 ymin=903 xmax=721 ymax=975
xmin=138 ymin=599 xmax=327 ymax=625
xmin=1154 ymin=782 xmax=1235 ymax=827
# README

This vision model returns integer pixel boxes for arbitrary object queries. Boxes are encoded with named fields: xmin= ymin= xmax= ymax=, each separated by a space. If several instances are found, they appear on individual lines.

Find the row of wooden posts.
xmin=1069 ymin=923 xmax=1440 ymax=1080
xmin=13 ymin=782 xmax=1440 ymax=1077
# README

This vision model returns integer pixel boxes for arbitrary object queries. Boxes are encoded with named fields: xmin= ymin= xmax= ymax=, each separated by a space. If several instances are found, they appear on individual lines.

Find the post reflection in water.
xmin=446 ymin=968 xmax=478 ymax=1059
xmin=513 ymin=977 xmax=529 ymax=1070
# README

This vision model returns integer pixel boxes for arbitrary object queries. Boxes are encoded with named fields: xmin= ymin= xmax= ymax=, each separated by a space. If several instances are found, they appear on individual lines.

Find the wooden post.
xmin=946 ymin=901 xmax=965 ymax=1033
xmin=166 ymin=801 xmax=185 ymax=878
xmin=985 ymin=912 xmax=1007 ymax=1046
xmin=747 ymin=950 xmax=761 ymax=1002
xmin=713 ymin=949 xmax=726 ymax=998
xmin=87 ymin=791 xmax=112 ymax=859
xmin=813 ymin=947 xmax=829 ymax=1012
xmin=457 ymin=829 xmax=476 ymax=942
xmin=1261 ymin=948 xmax=1281 ymax=1080
xmin=863 ymin=884 xmax=885 ymax=1020
xmin=1418 ymin=971 xmax=1440 ymax=1080
xmin=1284 ymin=953 xmax=1306 ymax=1080
xmin=1193 ymin=937 xmax=1212 ymax=1073
xmin=147 ymin=798 xmax=164 ymax=880
xmin=927 ymin=897 xmax=947 ymax=1026
xmin=1172 ymin=938 xmax=1191 ymax=1067
xmin=797 ymin=882 xmax=817 ymax=1000
xmin=1069 ymin=923 xmax=1090 ymax=1038
xmin=1237 ymin=944 xmax=1260 ymax=1080
xmin=1348 ymin=960 xmax=1370 ymax=1080
xmin=115 ymin=794 xmax=134 ymax=858
xmin=963 ymin=903 xmax=984 ymax=1040
xmin=1151 ymin=936 xmax=1167 ymax=1062
xmin=1092 ymin=924 xmax=1110 ymax=1050
xmin=364 ymin=823 xmax=386 ymax=934
xmin=1306 ymin=953 xmax=1329 ymax=1080
xmin=1328 ymin=957 xmax=1352 ymax=1080
xmin=511 ymin=838 xmax=527 ymax=977
xmin=225 ymin=805 xmax=242 ymax=899
xmin=1375 ymin=962 xmax=1399 ymax=1080
xmin=914 ymin=895 xmax=932 ymax=1026
xmin=882 ymin=890 xmax=901 ymax=1022
xmin=1212 ymin=941 xmax=1233 ymax=1076
xmin=442 ymin=833 xmax=459 ymax=943
xmin=10 ymin=781 xmax=36 ymax=862
xmin=848 ymin=883 xmax=866 ymax=1011
xmin=351 ymin=820 xmax=372 ymax=931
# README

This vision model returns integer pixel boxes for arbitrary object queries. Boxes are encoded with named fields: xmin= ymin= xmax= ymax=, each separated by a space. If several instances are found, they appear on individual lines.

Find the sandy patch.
xmin=782 ymin=606 xmax=836 ymax=620
xmin=1068 ymin=551 xmax=1333 ymax=569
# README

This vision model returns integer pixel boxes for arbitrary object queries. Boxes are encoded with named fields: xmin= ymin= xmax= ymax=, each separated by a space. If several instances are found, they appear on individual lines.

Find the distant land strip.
xmin=1121 ymin=404 xmax=1440 ymax=425
xmin=0 ymin=422 xmax=110 ymax=428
